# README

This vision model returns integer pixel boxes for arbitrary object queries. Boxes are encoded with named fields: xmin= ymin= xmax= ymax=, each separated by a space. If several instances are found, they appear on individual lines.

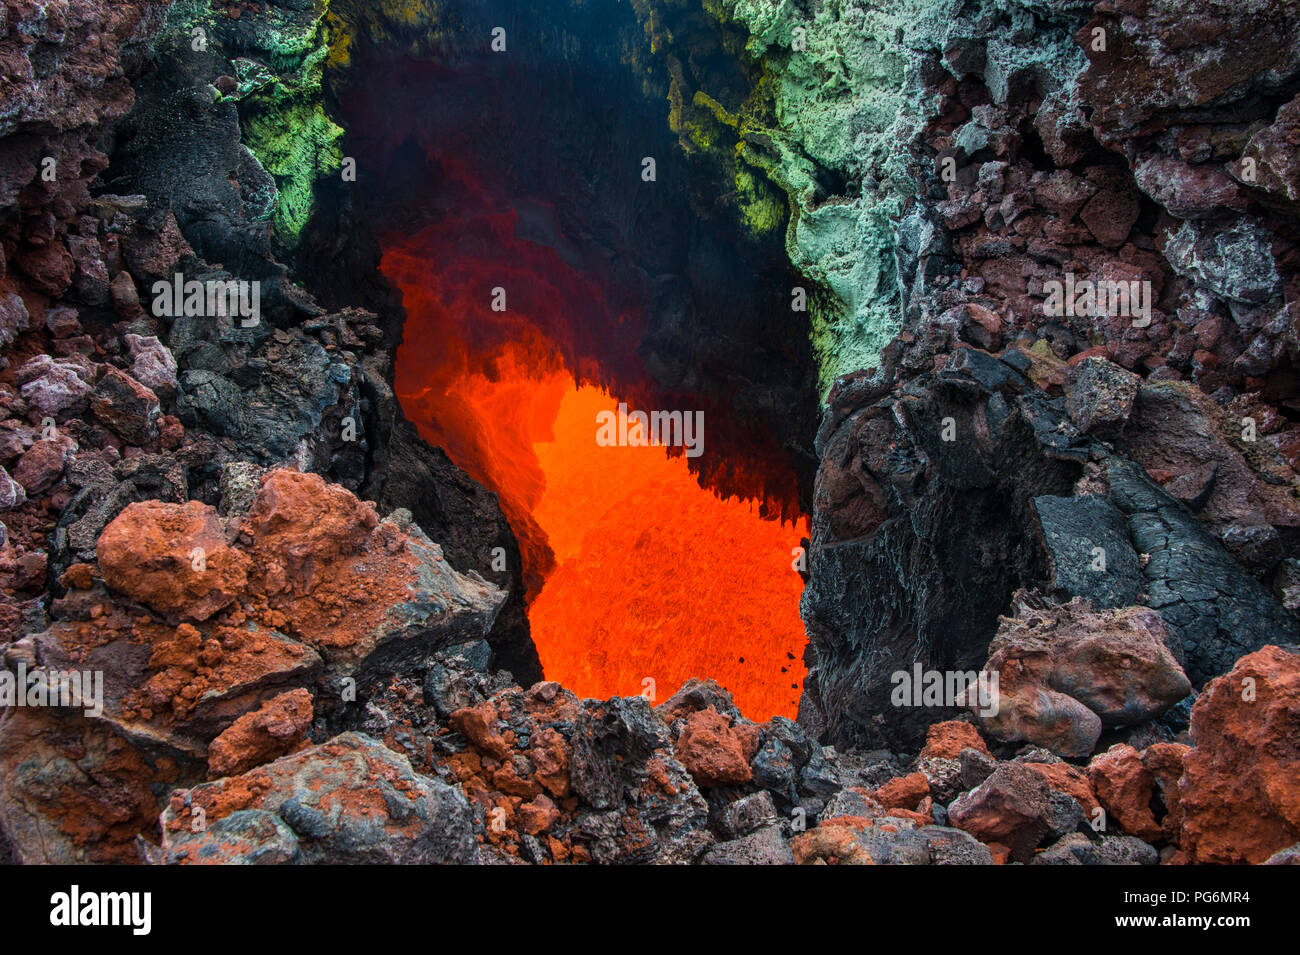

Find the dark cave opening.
xmin=324 ymin=0 xmax=820 ymax=718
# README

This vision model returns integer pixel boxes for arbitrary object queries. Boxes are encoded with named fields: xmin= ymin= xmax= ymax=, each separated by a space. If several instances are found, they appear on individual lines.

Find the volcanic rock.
xmin=1178 ymin=646 xmax=1300 ymax=863
xmin=0 ymin=708 xmax=175 ymax=864
xmin=155 ymin=809 xmax=302 ymax=865
xmin=703 ymin=825 xmax=795 ymax=865
xmin=1064 ymin=357 xmax=1139 ymax=438
xmin=158 ymin=733 xmax=478 ymax=865
xmin=16 ymin=355 xmax=94 ymax=418
xmin=972 ymin=596 xmax=1189 ymax=757
xmin=717 ymin=790 xmax=779 ymax=839
xmin=872 ymin=772 xmax=930 ymax=812
xmin=13 ymin=436 xmax=75 ymax=496
xmin=124 ymin=334 xmax=179 ymax=398
xmin=792 ymin=814 xmax=993 ymax=866
xmin=97 ymin=499 xmax=250 ymax=622
xmin=206 ymin=688 xmax=314 ymax=778
xmin=948 ymin=762 xmax=1053 ymax=863
xmin=1032 ymin=832 xmax=1158 ymax=866
xmin=676 ymin=706 xmax=754 ymax=788
xmin=921 ymin=720 xmax=990 ymax=760
xmin=89 ymin=366 xmax=161 ymax=445
xmin=1087 ymin=744 xmax=1162 ymax=843
xmin=1107 ymin=459 xmax=1300 ymax=686
xmin=0 ymin=293 xmax=30 ymax=350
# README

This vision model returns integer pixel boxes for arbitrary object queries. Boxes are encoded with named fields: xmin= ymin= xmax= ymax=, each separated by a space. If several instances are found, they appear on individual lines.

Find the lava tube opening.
xmin=334 ymin=4 xmax=818 ymax=719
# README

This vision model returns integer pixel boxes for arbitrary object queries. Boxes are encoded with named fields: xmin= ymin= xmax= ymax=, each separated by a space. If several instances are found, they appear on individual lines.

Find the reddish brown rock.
xmin=527 ymin=727 xmax=571 ymax=799
xmin=14 ymin=240 xmax=75 ymax=296
xmin=1087 ymin=744 xmax=1162 ymax=842
xmin=10 ymin=550 xmax=47 ymax=592
xmin=245 ymin=469 xmax=378 ymax=595
xmin=59 ymin=562 xmax=96 ymax=590
xmin=949 ymin=762 xmax=1053 ymax=863
xmin=1134 ymin=154 xmax=1244 ymax=219
xmin=1143 ymin=742 xmax=1190 ymax=844
xmin=972 ymin=647 xmax=1103 ymax=759
xmin=974 ymin=597 xmax=1190 ymax=758
xmin=676 ymin=706 xmax=752 ymax=788
xmin=814 ymin=451 xmax=888 ymax=541
xmin=921 ymin=720 xmax=989 ymax=760
xmin=733 ymin=720 xmax=761 ymax=762
xmin=873 ymin=772 xmax=930 ymax=811
xmin=88 ymin=366 xmax=160 ymax=445
xmin=1046 ymin=608 xmax=1191 ymax=726
xmin=12 ymin=437 xmax=74 ymax=495
xmin=1179 ymin=646 xmax=1300 ymax=863
xmin=1079 ymin=180 xmax=1141 ymax=249
xmin=449 ymin=703 xmax=511 ymax=761
xmin=97 ymin=499 xmax=250 ymax=621
xmin=518 ymin=794 xmax=560 ymax=835
xmin=207 ymin=688 xmax=314 ymax=779
xmin=1024 ymin=761 xmax=1101 ymax=818
xmin=1077 ymin=1 xmax=1300 ymax=148
xmin=110 ymin=270 xmax=147 ymax=321
xmin=1129 ymin=381 xmax=1300 ymax=534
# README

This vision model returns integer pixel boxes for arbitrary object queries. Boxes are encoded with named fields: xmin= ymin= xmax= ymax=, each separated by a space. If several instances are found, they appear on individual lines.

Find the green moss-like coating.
xmin=162 ymin=0 xmax=344 ymax=249
xmin=231 ymin=3 xmax=344 ymax=247
xmin=714 ymin=0 xmax=1086 ymax=396
xmin=734 ymin=165 xmax=787 ymax=237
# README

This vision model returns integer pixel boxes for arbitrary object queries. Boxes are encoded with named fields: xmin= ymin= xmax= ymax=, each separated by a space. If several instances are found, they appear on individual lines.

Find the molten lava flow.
xmin=529 ymin=386 xmax=808 ymax=720
xmin=385 ymin=154 xmax=808 ymax=720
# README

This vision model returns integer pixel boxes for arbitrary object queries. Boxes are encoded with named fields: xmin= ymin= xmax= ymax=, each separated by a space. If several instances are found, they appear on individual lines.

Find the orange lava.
xmin=383 ymin=158 xmax=807 ymax=719
xmin=529 ymin=386 xmax=807 ymax=720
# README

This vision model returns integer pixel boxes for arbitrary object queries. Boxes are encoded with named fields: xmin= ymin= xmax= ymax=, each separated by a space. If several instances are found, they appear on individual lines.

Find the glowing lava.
xmin=385 ymin=157 xmax=808 ymax=720
xmin=527 ymin=386 xmax=807 ymax=719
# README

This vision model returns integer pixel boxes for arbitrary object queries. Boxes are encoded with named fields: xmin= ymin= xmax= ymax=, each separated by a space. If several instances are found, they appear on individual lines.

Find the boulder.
xmin=97 ymin=500 xmax=249 ymax=622
xmin=949 ymin=762 xmax=1054 ymax=862
xmin=1178 ymin=646 xmax=1300 ymax=863
xmin=972 ymin=596 xmax=1190 ymax=757
xmin=676 ymin=706 xmax=753 ymax=788
xmin=158 ymin=733 xmax=478 ymax=864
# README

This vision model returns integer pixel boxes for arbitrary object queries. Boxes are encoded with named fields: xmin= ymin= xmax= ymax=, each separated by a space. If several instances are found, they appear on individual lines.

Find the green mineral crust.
xmin=231 ymin=4 xmax=343 ymax=249
xmin=162 ymin=0 xmax=344 ymax=250
xmin=713 ymin=0 xmax=1085 ymax=395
